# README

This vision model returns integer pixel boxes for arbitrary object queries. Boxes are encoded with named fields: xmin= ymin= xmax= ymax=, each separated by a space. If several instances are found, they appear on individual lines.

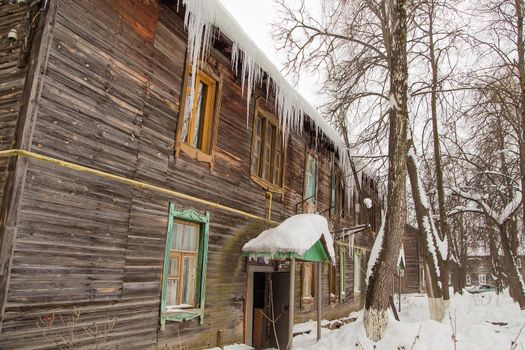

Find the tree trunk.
xmin=451 ymin=213 xmax=466 ymax=294
xmin=427 ymin=0 xmax=451 ymax=303
xmin=514 ymin=0 xmax=525 ymax=244
xmin=407 ymin=147 xmax=445 ymax=321
xmin=488 ymin=232 xmax=505 ymax=294
xmin=498 ymin=224 xmax=525 ymax=308
xmin=363 ymin=0 xmax=409 ymax=341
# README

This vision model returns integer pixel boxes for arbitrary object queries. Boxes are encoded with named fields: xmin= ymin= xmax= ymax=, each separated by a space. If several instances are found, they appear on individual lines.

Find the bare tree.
xmin=273 ymin=0 xmax=475 ymax=335
xmin=362 ymin=0 xmax=410 ymax=338
xmin=461 ymin=0 xmax=525 ymax=305
xmin=410 ymin=0 xmax=465 ymax=301
xmin=274 ymin=0 xmax=411 ymax=339
xmin=446 ymin=78 xmax=525 ymax=305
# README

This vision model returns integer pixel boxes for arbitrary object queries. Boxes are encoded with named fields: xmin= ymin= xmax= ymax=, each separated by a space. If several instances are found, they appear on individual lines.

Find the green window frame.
xmin=339 ymin=247 xmax=346 ymax=302
xmin=353 ymin=249 xmax=362 ymax=293
xmin=160 ymin=203 xmax=210 ymax=329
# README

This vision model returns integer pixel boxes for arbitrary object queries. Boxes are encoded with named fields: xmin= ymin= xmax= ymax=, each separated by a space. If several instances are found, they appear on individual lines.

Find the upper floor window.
xmin=176 ymin=66 xmax=222 ymax=163
xmin=304 ymin=153 xmax=317 ymax=204
xmin=250 ymin=103 xmax=285 ymax=190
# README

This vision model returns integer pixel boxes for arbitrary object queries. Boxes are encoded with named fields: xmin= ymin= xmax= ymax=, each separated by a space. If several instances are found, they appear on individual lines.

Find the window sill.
xmin=250 ymin=174 xmax=284 ymax=194
xmin=179 ymin=143 xmax=213 ymax=163
xmin=300 ymin=296 xmax=316 ymax=310
xmin=161 ymin=307 xmax=202 ymax=328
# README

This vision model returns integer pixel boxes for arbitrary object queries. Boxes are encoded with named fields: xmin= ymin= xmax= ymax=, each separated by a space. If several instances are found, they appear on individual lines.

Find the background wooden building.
xmin=465 ymin=252 xmax=525 ymax=287
xmin=0 ymin=0 xmax=380 ymax=349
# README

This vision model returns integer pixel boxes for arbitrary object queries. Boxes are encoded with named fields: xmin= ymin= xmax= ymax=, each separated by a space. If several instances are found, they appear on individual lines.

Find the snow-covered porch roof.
xmin=241 ymin=214 xmax=336 ymax=264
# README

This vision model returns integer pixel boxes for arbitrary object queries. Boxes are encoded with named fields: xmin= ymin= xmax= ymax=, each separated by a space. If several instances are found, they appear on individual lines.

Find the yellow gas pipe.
xmin=265 ymin=191 xmax=272 ymax=221
xmin=0 ymin=149 xmax=279 ymax=225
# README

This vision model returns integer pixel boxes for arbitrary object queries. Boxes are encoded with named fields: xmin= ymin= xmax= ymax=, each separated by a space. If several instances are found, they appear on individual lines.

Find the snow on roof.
xmin=241 ymin=214 xmax=336 ymax=264
xmin=179 ymin=0 xmax=346 ymax=151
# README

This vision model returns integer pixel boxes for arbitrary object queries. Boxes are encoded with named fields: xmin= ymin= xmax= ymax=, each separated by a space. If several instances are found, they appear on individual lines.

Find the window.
xmin=301 ymin=263 xmax=315 ymax=308
xmin=353 ymin=249 xmax=362 ymax=293
xmin=166 ymin=220 xmax=199 ymax=307
xmin=176 ymin=66 xmax=222 ymax=163
xmin=250 ymin=103 xmax=285 ymax=190
xmin=328 ymin=264 xmax=337 ymax=304
xmin=304 ymin=153 xmax=317 ymax=204
xmin=330 ymin=172 xmax=337 ymax=217
xmin=517 ymin=258 xmax=522 ymax=269
xmin=339 ymin=247 xmax=346 ymax=302
xmin=479 ymin=274 xmax=486 ymax=284
xmin=466 ymin=274 xmax=471 ymax=285
xmin=160 ymin=203 xmax=210 ymax=329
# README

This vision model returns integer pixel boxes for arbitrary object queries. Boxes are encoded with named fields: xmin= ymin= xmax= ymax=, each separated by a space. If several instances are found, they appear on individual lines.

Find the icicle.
xmin=179 ymin=0 xmax=349 ymax=162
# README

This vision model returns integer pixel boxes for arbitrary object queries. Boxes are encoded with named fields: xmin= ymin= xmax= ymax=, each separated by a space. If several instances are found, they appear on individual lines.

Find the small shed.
xmin=242 ymin=214 xmax=335 ymax=349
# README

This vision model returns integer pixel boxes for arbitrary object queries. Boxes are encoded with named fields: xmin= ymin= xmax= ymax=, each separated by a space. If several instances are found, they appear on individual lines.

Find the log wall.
xmin=0 ymin=1 xmax=378 ymax=349
xmin=0 ymin=3 xmax=33 ymax=217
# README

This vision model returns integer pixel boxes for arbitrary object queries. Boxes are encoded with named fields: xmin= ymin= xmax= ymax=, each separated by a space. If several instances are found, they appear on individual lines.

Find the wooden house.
xmin=0 ymin=0 xmax=380 ymax=349
xmin=466 ymin=250 xmax=525 ymax=287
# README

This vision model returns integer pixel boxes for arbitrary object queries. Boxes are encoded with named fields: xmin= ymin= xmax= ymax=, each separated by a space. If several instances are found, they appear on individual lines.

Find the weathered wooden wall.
xmin=466 ymin=256 xmax=494 ymax=286
xmin=0 ymin=3 xmax=33 ymax=217
xmin=0 ymin=1 xmax=376 ymax=349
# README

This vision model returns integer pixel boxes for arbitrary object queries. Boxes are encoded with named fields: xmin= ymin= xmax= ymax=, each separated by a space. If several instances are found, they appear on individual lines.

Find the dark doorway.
xmin=269 ymin=272 xmax=291 ymax=350
xmin=250 ymin=272 xmax=291 ymax=350
xmin=252 ymin=272 xmax=268 ymax=349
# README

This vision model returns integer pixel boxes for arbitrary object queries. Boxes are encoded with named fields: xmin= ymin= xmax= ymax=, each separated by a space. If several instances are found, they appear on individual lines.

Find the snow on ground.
xmin=211 ymin=290 xmax=525 ymax=349
xmin=207 ymin=345 xmax=253 ymax=350
xmin=293 ymin=290 xmax=525 ymax=350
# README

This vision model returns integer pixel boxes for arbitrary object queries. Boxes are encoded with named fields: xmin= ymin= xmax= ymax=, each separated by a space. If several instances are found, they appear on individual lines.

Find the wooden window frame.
xmin=160 ymin=203 xmax=210 ymax=329
xmin=175 ymin=61 xmax=223 ymax=165
xmin=300 ymin=262 xmax=316 ymax=309
xmin=166 ymin=220 xmax=200 ymax=307
xmin=466 ymin=274 xmax=471 ymax=285
xmin=249 ymin=101 xmax=286 ymax=193
xmin=479 ymin=274 xmax=486 ymax=284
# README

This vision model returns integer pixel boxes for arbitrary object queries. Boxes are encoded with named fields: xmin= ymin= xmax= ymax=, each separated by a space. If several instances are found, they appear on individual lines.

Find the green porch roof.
xmin=242 ymin=239 xmax=329 ymax=263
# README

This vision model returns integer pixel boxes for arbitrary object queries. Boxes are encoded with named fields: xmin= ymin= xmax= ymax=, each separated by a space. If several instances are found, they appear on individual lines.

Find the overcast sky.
xmin=217 ymin=0 xmax=322 ymax=106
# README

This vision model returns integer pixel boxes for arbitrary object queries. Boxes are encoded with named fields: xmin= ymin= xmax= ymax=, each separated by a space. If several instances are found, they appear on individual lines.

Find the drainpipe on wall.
xmin=266 ymin=191 xmax=273 ymax=221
